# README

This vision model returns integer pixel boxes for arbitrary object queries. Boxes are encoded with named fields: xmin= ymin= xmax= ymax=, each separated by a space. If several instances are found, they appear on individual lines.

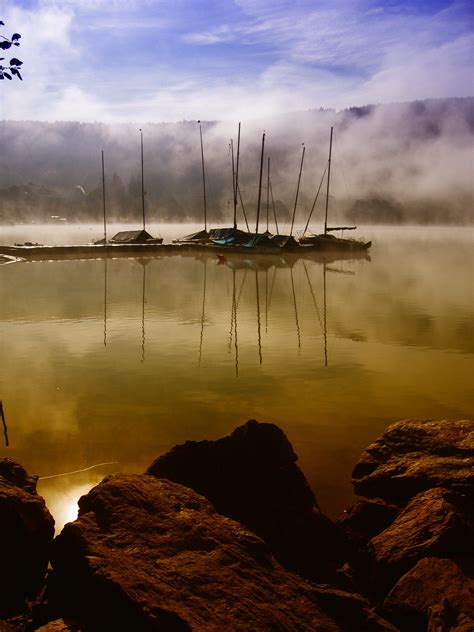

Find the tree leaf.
xmin=9 ymin=57 xmax=22 ymax=66
xmin=0 ymin=21 xmax=4 ymax=26
xmin=17 ymin=70 xmax=22 ymax=80
xmin=11 ymin=34 xmax=21 ymax=41
xmin=3 ymin=71 xmax=11 ymax=79
xmin=0 ymin=41 xmax=11 ymax=50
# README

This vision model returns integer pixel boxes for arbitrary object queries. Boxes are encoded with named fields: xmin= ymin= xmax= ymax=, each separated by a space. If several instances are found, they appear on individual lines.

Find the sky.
xmin=0 ymin=0 xmax=473 ymax=122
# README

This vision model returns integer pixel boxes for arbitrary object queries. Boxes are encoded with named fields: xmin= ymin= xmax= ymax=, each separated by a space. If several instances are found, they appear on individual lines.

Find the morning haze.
xmin=1 ymin=97 xmax=473 ymax=227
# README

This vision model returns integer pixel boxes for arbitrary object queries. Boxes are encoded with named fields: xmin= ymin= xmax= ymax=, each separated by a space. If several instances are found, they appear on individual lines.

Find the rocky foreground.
xmin=0 ymin=419 xmax=473 ymax=631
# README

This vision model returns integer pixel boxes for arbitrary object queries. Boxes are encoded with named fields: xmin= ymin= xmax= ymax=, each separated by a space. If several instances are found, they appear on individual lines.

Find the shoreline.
xmin=1 ymin=417 xmax=473 ymax=630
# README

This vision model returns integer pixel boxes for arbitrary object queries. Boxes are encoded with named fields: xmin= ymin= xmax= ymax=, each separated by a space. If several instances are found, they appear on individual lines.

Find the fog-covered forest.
xmin=0 ymin=97 xmax=473 ymax=226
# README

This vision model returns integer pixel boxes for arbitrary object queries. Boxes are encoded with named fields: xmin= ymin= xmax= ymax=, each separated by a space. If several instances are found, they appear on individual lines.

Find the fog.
xmin=0 ymin=97 xmax=473 ymax=227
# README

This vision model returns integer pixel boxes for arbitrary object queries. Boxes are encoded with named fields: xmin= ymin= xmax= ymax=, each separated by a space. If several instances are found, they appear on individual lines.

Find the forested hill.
xmin=1 ymin=97 xmax=473 ymax=225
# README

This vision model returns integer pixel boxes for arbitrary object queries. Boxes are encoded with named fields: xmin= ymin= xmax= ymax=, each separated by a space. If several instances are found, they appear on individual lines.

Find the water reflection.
xmin=0 ymin=227 xmax=473 ymax=531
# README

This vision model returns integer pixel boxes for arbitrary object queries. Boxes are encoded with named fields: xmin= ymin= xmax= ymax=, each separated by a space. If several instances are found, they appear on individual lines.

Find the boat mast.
xmin=101 ymin=150 xmax=107 ymax=245
xmin=234 ymin=122 xmax=241 ymax=230
xmin=269 ymin=179 xmax=279 ymax=235
xmin=231 ymin=139 xmax=236 ymax=225
xmin=290 ymin=143 xmax=305 ymax=236
xmin=266 ymin=157 xmax=270 ymax=232
xmin=324 ymin=127 xmax=333 ymax=235
xmin=198 ymin=121 xmax=208 ymax=232
xmin=139 ymin=129 xmax=146 ymax=231
xmin=255 ymin=132 xmax=265 ymax=233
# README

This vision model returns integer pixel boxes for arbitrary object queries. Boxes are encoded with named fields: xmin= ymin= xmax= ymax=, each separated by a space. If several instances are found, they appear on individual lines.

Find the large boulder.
xmin=50 ymin=473 xmax=341 ymax=631
xmin=352 ymin=420 xmax=474 ymax=503
xmin=49 ymin=473 xmax=395 ymax=631
xmin=146 ymin=419 xmax=344 ymax=581
xmin=0 ymin=459 xmax=55 ymax=617
xmin=384 ymin=557 xmax=474 ymax=631
xmin=369 ymin=487 xmax=473 ymax=592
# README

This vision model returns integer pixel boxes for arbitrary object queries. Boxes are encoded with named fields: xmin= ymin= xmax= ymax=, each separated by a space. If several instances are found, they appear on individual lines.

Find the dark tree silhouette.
xmin=0 ymin=20 xmax=22 ymax=80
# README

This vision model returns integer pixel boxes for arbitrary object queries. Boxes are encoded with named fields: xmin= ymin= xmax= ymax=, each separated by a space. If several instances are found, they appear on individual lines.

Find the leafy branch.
xmin=0 ymin=20 xmax=23 ymax=80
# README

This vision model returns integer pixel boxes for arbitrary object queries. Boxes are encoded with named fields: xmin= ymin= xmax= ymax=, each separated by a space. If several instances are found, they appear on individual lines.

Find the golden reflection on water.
xmin=0 ymin=226 xmax=473 ymax=531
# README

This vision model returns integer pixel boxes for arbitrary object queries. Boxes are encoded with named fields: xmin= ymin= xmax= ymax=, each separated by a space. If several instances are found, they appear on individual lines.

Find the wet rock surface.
xmin=146 ymin=419 xmax=344 ymax=581
xmin=0 ymin=458 xmax=55 ymax=617
xmin=50 ymin=473 xmax=344 ymax=631
xmin=384 ymin=557 xmax=474 ymax=631
xmin=369 ymin=487 xmax=473 ymax=592
xmin=352 ymin=419 xmax=474 ymax=503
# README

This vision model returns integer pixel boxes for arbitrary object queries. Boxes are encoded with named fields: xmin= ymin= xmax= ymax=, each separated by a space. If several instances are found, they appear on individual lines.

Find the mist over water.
xmin=1 ymin=225 xmax=472 ymax=530
xmin=1 ymin=97 xmax=473 ymax=227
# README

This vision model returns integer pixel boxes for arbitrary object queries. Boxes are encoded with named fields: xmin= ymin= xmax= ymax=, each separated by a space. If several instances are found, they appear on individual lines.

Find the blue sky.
xmin=1 ymin=0 xmax=473 ymax=121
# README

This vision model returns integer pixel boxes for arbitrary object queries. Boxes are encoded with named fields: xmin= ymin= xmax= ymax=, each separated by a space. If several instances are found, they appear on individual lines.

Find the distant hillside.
xmin=0 ymin=97 xmax=473 ymax=225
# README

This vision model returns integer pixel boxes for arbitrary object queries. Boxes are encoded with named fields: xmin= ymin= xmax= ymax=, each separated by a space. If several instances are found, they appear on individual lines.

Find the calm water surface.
xmin=1 ymin=224 xmax=473 ymax=530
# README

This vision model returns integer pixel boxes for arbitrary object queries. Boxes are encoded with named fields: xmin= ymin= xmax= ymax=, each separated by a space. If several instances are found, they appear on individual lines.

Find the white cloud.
xmin=0 ymin=0 xmax=472 ymax=122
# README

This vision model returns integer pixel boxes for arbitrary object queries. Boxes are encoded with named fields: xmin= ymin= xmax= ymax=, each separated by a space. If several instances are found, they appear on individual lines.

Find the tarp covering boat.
xmin=299 ymin=233 xmax=371 ymax=250
xmin=110 ymin=230 xmax=162 ymax=244
xmin=173 ymin=229 xmax=210 ymax=244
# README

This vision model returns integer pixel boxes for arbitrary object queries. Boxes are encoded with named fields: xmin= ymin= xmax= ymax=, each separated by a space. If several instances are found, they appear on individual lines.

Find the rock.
xmin=336 ymin=499 xmax=401 ymax=594
xmin=338 ymin=498 xmax=401 ymax=545
xmin=369 ymin=487 xmax=473 ymax=592
xmin=50 ymin=473 xmax=345 ymax=631
xmin=310 ymin=586 xmax=399 ymax=632
xmin=35 ymin=619 xmax=81 ymax=631
xmin=352 ymin=419 xmax=474 ymax=503
xmin=384 ymin=557 xmax=474 ymax=631
xmin=0 ymin=459 xmax=55 ymax=617
xmin=146 ymin=419 xmax=344 ymax=581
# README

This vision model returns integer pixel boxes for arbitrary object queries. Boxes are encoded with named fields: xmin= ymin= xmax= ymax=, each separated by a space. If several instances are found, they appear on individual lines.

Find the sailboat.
xmin=107 ymin=129 xmax=163 ymax=245
xmin=174 ymin=120 xmax=250 ymax=246
xmin=213 ymin=130 xmax=298 ymax=250
xmin=299 ymin=128 xmax=371 ymax=251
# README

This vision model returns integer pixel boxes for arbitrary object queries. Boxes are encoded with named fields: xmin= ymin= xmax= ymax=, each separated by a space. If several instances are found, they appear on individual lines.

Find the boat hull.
xmin=299 ymin=234 xmax=371 ymax=251
xmin=0 ymin=241 xmax=371 ymax=263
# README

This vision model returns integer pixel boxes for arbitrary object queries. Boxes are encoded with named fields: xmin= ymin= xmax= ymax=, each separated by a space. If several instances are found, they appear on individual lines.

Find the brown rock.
xmin=35 ymin=620 xmax=82 ymax=631
xmin=352 ymin=419 xmax=474 ymax=503
xmin=146 ymin=419 xmax=344 ymax=581
xmin=384 ymin=557 xmax=474 ymax=631
xmin=50 ymin=473 xmax=344 ymax=631
xmin=369 ymin=487 xmax=473 ymax=592
xmin=310 ymin=586 xmax=399 ymax=632
xmin=0 ymin=459 xmax=55 ymax=617
xmin=338 ymin=498 xmax=401 ymax=545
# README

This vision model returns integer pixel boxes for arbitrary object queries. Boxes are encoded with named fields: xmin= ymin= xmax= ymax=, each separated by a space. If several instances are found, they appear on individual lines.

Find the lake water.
xmin=1 ymin=224 xmax=473 ymax=531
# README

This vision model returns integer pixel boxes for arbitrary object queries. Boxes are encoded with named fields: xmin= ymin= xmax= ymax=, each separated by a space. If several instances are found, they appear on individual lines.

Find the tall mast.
xmin=231 ymin=139 xmax=236 ymax=227
xmin=290 ymin=143 xmax=305 ymax=236
xmin=198 ymin=120 xmax=208 ymax=232
xmin=266 ymin=157 xmax=270 ymax=232
xmin=101 ymin=150 xmax=106 ymax=245
xmin=234 ymin=122 xmax=241 ymax=230
xmin=269 ymin=179 xmax=279 ymax=235
xmin=139 ymin=129 xmax=146 ymax=231
xmin=324 ymin=127 xmax=333 ymax=235
xmin=255 ymin=132 xmax=265 ymax=233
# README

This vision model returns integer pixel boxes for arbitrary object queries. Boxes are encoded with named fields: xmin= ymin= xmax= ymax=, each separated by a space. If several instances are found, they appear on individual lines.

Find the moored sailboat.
xmin=299 ymin=127 xmax=371 ymax=251
xmin=96 ymin=131 xmax=162 ymax=245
